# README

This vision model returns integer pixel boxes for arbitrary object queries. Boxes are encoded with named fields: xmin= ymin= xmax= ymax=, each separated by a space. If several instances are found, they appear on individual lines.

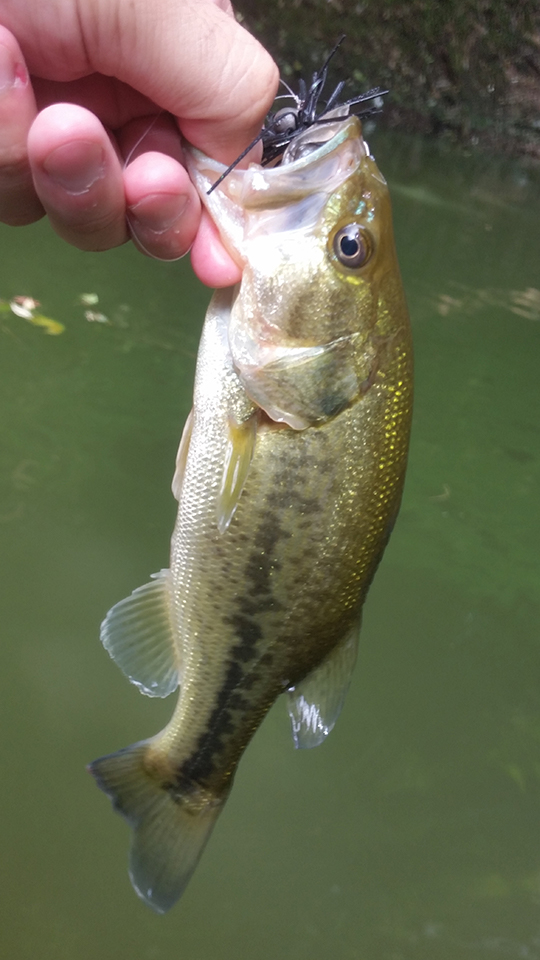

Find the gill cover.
xmin=186 ymin=117 xmax=382 ymax=429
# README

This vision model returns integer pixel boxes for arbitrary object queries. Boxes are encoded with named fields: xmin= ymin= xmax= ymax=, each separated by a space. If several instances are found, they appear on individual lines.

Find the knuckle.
xmin=51 ymin=208 xmax=127 ymax=251
xmin=0 ymin=153 xmax=32 ymax=192
xmin=0 ymin=205 xmax=44 ymax=227
xmin=0 ymin=160 xmax=44 ymax=225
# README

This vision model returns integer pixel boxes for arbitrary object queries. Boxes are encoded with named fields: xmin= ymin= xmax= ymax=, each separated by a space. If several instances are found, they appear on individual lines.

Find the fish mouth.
xmin=185 ymin=116 xmax=368 ymax=266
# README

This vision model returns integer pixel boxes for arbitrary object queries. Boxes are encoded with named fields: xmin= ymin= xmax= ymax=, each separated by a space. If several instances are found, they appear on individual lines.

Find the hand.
xmin=0 ymin=0 xmax=278 ymax=286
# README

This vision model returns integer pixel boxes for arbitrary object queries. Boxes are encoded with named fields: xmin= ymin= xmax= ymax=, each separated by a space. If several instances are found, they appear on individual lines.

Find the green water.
xmin=1 ymin=133 xmax=539 ymax=960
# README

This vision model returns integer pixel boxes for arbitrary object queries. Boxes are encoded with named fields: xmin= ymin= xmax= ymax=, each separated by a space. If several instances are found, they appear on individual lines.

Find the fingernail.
xmin=0 ymin=43 xmax=27 ymax=93
xmin=128 ymin=193 xmax=188 ymax=234
xmin=42 ymin=141 xmax=106 ymax=195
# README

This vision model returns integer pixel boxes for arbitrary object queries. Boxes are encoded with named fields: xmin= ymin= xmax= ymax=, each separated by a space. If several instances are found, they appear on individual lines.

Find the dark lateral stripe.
xmin=175 ymin=510 xmax=289 ymax=788
xmin=174 ymin=615 xmax=272 ymax=787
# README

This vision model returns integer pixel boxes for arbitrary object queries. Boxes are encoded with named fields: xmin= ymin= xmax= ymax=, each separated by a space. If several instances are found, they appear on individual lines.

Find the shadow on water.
xmin=0 ymin=131 xmax=539 ymax=959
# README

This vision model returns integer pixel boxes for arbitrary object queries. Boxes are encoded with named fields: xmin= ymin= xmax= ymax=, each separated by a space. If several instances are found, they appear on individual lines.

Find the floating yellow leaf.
xmin=28 ymin=313 xmax=65 ymax=335
xmin=0 ymin=297 xmax=65 ymax=334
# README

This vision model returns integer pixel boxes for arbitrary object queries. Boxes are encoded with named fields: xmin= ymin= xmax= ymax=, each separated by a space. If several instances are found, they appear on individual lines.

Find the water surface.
xmin=1 ymin=132 xmax=539 ymax=959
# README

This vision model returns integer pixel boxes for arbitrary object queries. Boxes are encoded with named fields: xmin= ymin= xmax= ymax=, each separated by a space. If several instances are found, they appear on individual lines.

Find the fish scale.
xmin=89 ymin=114 xmax=413 ymax=913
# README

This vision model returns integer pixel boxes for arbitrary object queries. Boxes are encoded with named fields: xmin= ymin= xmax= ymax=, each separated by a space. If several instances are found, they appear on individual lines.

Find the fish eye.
xmin=332 ymin=224 xmax=372 ymax=269
xmin=272 ymin=107 xmax=299 ymax=137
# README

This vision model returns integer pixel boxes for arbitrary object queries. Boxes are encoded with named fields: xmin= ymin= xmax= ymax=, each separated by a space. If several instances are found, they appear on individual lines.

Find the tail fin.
xmin=88 ymin=741 xmax=223 ymax=913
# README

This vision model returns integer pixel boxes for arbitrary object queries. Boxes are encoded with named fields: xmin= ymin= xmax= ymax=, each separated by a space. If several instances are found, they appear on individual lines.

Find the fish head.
xmin=187 ymin=116 xmax=408 ymax=429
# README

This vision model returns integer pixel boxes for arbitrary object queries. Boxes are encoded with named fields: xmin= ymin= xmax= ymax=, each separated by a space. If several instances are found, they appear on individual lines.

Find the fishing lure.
xmin=208 ymin=35 xmax=388 ymax=194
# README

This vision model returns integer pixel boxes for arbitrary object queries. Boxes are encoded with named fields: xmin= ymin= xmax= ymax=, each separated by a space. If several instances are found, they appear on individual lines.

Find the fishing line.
xmin=123 ymin=110 xmax=189 ymax=263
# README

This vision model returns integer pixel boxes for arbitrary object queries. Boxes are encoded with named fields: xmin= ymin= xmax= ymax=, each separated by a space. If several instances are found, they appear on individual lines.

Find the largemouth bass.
xmin=89 ymin=114 xmax=413 ymax=913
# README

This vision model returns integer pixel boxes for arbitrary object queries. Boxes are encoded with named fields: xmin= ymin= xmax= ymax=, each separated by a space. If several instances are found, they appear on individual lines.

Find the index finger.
xmin=0 ymin=25 xmax=43 ymax=224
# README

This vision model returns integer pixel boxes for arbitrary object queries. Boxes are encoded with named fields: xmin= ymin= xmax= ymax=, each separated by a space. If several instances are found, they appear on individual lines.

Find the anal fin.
xmin=100 ymin=569 xmax=179 ymax=698
xmin=286 ymin=620 xmax=360 ymax=749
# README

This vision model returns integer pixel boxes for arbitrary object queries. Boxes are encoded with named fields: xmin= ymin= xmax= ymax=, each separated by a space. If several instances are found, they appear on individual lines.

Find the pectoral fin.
xmin=286 ymin=621 xmax=360 ymax=748
xmin=100 ymin=569 xmax=179 ymax=698
xmin=171 ymin=409 xmax=194 ymax=502
xmin=216 ymin=413 xmax=258 ymax=534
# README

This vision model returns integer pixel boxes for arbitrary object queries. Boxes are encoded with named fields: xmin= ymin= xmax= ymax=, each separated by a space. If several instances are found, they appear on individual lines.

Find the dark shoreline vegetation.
xmin=235 ymin=0 xmax=540 ymax=162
